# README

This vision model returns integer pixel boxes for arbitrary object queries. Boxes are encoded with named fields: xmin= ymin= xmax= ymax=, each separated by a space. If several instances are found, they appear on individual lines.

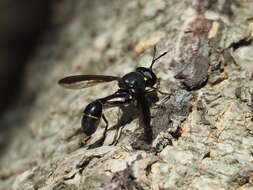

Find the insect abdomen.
xmin=81 ymin=101 xmax=102 ymax=136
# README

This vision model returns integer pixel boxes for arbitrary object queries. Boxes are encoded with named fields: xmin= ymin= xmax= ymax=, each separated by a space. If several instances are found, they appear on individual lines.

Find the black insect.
xmin=58 ymin=47 xmax=167 ymax=147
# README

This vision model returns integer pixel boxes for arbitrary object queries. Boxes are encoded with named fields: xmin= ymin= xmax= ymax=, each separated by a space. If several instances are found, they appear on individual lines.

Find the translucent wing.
xmin=58 ymin=75 xmax=120 ymax=89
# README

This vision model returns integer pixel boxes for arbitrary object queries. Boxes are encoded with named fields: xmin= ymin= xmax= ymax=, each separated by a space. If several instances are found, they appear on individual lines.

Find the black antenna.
xmin=151 ymin=46 xmax=157 ymax=67
xmin=150 ymin=46 xmax=168 ymax=70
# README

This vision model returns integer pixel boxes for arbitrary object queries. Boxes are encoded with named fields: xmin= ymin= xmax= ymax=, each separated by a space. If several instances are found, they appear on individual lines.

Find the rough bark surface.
xmin=1 ymin=0 xmax=253 ymax=189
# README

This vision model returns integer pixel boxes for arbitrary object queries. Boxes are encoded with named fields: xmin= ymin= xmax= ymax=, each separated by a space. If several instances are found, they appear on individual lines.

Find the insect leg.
xmin=111 ymin=125 xmax=125 ymax=145
xmin=101 ymin=114 xmax=109 ymax=142
xmin=87 ymin=114 xmax=108 ymax=149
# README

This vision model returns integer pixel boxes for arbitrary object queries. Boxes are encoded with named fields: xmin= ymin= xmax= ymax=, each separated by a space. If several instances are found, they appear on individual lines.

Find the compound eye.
xmin=136 ymin=67 xmax=157 ymax=87
xmin=145 ymin=73 xmax=156 ymax=87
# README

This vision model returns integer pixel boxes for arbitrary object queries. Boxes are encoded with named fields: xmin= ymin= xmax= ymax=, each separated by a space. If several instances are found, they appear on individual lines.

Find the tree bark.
xmin=1 ymin=0 xmax=253 ymax=189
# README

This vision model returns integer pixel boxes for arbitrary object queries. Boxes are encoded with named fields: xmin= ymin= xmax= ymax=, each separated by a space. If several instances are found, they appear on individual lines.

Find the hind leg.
xmin=87 ymin=114 xmax=109 ymax=149
xmin=101 ymin=114 xmax=109 ymax=142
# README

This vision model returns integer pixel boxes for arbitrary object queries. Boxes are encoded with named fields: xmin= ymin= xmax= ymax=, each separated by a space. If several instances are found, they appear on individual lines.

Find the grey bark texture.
xmin=1 ymin=0 xmax=253 ymax=189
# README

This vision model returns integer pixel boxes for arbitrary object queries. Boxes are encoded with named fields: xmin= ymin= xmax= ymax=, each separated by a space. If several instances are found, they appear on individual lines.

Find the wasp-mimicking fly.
xmin=58 ymin=46 xmax=167 ymax=147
